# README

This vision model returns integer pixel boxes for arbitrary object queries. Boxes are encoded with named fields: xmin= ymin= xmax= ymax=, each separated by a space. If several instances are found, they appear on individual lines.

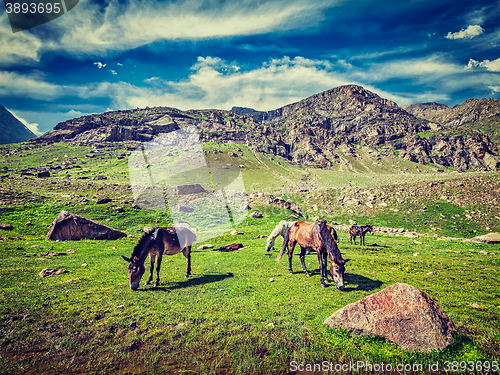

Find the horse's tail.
xmin=276 ymin=227 xmax=290 ymax=262
xmin=329 ymin=225 xmax=338 ymax=242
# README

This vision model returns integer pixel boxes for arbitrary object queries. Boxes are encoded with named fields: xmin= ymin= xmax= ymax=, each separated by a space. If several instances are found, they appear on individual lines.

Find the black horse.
xmin=349 ymin=225 xmax=374 ymax=246
xmin=122 ymin=226 xmax=196 ymax=290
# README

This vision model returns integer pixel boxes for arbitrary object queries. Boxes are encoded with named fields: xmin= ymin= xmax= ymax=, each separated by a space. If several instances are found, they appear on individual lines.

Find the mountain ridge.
xmin=29 ymin=85 xmax=500 ymax=172
xmin=0 ymin=104 xmax=37 ymax=145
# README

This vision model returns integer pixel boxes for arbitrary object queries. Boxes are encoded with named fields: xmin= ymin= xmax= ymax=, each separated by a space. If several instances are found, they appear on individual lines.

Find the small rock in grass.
xmin=268 ymin=323 xmax=274 ymax=328
xmin=426 ymin=271 xmax=436 ymax=275
xmin=39 ymin=268 xmax=68 ymax=277
xmin=81 ymin=263 xmax=88 ymax=267
xmin=479 ymin=251 xmax=488 ymax=255
xmin=469 ymin=303 xmax=485 ymax=310
xmin=269 ymin=278 xmax=274 ymax=282
xmin=197 ymin=244 xmax=214 ymax=250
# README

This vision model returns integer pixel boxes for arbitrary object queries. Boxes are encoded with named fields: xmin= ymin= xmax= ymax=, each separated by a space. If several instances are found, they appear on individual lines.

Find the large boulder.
xmin=46 ymin=211 xmax=127 ymax=241
xmin=324 ymin=283 xmax=456 ymax=352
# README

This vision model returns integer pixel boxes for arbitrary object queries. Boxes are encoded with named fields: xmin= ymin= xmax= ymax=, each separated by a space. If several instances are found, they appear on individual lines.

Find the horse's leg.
xmin=299 ymin=247 xmax=310 ymax=277
xmin=288 ymin=240 xmax=296 ymax=274
xmin=183 ymin=246 xmax=192 ymax=277
xmin=154 ymin=252 xmax=163 ymax=287
xmin=145 ymin=253 xmax=155 ymax=285
xmin=361 ymin=233 xmax=365 ymax=246
xmin=316 ymin=251 xmax=326 ymax=287
xmin=323 ymin=251 xmax=331 ymax=283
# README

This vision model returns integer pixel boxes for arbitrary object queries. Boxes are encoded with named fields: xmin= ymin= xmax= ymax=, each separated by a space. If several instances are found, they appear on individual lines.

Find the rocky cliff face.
xmin=30 ymin=85 xmax=500 ymax=171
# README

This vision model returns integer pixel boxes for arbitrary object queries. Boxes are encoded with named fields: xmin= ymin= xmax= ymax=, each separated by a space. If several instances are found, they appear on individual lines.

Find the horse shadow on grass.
xmin=137 ymin=273 xmax=234 ymax=292
xmin=342 ymin=273 xmax=383 ymax=292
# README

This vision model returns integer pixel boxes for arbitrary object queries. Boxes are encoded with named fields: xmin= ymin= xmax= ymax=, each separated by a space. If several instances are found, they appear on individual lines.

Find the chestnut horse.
xmin=277 ymin=220 xmax=349 ymax=289
xmin=122 ymin=226 xmax=196 ymax=290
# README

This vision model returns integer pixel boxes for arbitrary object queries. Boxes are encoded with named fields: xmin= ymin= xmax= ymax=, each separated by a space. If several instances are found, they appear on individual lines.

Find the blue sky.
xmin=1 ymin=0 xmax=499 ymax=135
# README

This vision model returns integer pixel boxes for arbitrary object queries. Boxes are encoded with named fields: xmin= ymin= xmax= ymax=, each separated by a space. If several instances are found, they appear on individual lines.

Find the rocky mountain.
xmin=29 ymin=85 xmax=500 ymax=171
xmin=0 ymin=104 xmax=37 ymax=145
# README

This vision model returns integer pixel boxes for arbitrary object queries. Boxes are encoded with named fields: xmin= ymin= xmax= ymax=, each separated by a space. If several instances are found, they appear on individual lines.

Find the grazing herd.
xmin=122 ymin=220 xmax=372 ymax=291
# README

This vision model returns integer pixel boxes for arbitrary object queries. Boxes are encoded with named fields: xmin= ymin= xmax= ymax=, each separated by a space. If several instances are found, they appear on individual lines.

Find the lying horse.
xmin=349 ymin=225 xmax=374 ymax=246
xmin=122 ymin=226 xmax=196 ymax=290
xmin=277 ymin=221 xmax=349 ymax=289
xmin=266 ymin=221 xmax=339 ymax=252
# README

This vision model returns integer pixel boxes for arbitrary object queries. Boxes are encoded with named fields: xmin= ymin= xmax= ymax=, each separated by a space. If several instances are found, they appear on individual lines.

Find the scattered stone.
xmin=230 ymin=229 xmax=244 ymax=235
xmin=37 ymin=171 xmax=50 ymax=178
xmin=178 ymin=204 xmax=194 ymax=213
xmin=67 ymin=249 xmax=77 ymax=253
xmin=269 ymin=278 xmax=274 ymax=282
xmin=82 ymin=263 xmax=88 ymax=267
xmin=25 ymin=221 xmax=33 ymax=226
xmin=95 ymin=198 xmax=112 ymax=204
xmin=404 ymin=232 xmax=419 ymax=238
xmin=250 ymin=211 xmax=263 ymax=218
xmin=470 ymin=232 xmax=500 ymax=244
xmin=177 ymin=184 xmax=206 ymax=195
xmin=40 ymin=252 xmax=66 ymax=257
xmin=64 ymin=278 xmax=80 ymax=283
xmin=479 ymin=251 xmax=488 ymax=255
xmin=39 ymin=268 xmax=69 ymax=277
xmin=349 ymin=219 xmax=357 ymax=225
xmin=0 ymin=224 xmax=13 ymax=231
xmin=469 ymin=303 xmax=485 ymax=310
xmin=197 ymin=244 xmax=214 ymax=250
xmin=257 ymin=234 xmax=267 ymax=238
xmin=324 ymin=283 xmax=456 ymax=352
xmin=426 ymin=271 xmax=436 ymax=275
xmin=46 ymin=211 xmax=127 ymax=241
xmin=129 ymin=322 xmax=138 ymax=330
xmin=116 ymin=207 xmax=125 ymax=213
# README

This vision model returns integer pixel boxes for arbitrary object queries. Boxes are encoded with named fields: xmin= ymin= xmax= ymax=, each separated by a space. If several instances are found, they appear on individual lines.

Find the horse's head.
xmin=329 ymin=258 xmax=350 ymax=290
xmin=122 ymin=255 xmax=145 ymax=291
xmin=367 ymin=225 xmax=374 ymax=235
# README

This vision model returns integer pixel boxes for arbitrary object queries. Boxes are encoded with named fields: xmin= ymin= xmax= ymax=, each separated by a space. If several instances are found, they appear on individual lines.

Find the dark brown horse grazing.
xmin=277 ymin=220 xmax=350 ymax=289
xmin=122 ymin=226 xmax=196 ymax=290
xmin=349 ymin=225 xmax=374 ymax=246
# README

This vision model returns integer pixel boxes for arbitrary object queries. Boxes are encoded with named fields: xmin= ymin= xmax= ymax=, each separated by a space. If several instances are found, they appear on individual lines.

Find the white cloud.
xmin=49 ymin=0 xmax=337 ymax=55
xmin=489 ymin=82 xmax=500 ymax=93
xmin=465 ymin=58 xmax=500 ymax=72
xmin=110 ymin=69 xmax=118 ymax=75
xmin=445 ymin=25 xmax=484 ymax=40
xmin=10 ymin=111 xmax=43 ymax=136
xmin=0 ymin=14 xmax=45 ymax=66
xmin=94 ymin=62 xmax=106 ymax=69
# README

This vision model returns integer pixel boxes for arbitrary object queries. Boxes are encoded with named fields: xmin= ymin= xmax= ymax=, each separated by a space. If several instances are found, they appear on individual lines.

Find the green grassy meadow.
xmin=1 ymin=142 xmax=500 ymax=374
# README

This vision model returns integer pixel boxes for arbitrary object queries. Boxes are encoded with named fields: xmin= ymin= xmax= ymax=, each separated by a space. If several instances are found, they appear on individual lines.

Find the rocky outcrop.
xmin=29 ymin=85 xmax=500 ymax=171
xmin=324 ymin=283 xmax=456 ymax=352
xmin=46 ymin=211 xmax=127 ymax=241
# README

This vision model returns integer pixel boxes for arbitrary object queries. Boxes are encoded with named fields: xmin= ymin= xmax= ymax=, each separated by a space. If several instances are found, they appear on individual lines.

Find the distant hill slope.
xmin=0 ymin=105 xmax=37 ymax=145
xmin=30 ymin=85 xmax=500 ymax=172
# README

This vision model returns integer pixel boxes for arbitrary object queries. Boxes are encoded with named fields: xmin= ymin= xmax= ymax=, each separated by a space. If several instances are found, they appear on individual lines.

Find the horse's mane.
xmin=316 ymin=221 xmax=342 ymax=260
xmin=131 ymin=228 xmax=157 ymax=260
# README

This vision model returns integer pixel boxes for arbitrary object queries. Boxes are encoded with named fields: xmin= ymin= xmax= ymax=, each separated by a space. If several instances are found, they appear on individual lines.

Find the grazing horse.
xmin=277 ymin=221 xmax=349 ymax=289
xmin=265 ymin=221 xmax=339 ymax=252
xmin=122 ymin=226 xmax=196 ymax=290
xmin=265 ymin=221 xmax=296 ymax=252
xmin=349 ymin=225 xmax=374 ymax=246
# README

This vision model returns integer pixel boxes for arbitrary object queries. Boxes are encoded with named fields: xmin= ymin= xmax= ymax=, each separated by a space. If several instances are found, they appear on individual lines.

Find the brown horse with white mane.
xmin=277 ymin=220 xmax=349 ymax=289
xmin=122 ymin=226 xmax=196 ymax=290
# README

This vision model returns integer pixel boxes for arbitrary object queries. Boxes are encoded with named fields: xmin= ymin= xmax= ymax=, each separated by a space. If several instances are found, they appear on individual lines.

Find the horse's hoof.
xmin=305 ymin=273 xmax=310 ymax=277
